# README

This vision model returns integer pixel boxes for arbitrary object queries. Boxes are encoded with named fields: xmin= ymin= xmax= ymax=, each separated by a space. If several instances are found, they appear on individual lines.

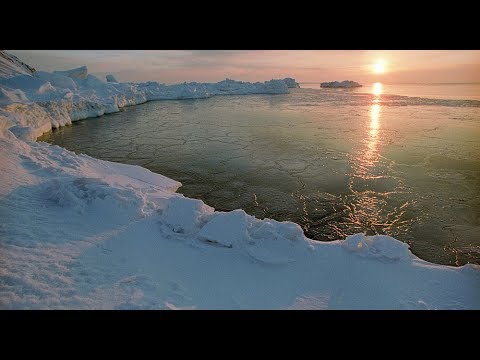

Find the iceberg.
xmin=283 ymin=77 xmax=300 ymax=88
xmin=320 ymin=80 xmax=362 ymax=88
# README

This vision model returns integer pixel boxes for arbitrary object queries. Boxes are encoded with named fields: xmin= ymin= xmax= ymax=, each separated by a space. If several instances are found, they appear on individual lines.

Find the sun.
xmin=373 ymin=60 xmax=386 ymax=74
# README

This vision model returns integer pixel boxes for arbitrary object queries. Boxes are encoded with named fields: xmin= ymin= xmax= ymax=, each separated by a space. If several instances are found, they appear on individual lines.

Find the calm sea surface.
xmin=39 ymin=83 xmax=480 ymax=265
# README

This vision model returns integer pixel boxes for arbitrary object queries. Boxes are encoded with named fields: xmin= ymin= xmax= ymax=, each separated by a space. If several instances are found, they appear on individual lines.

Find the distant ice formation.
xmin=283 ymin=77 xmax=300 ymax=88
xmin=320 ymin=80 xmax=362 ymax=88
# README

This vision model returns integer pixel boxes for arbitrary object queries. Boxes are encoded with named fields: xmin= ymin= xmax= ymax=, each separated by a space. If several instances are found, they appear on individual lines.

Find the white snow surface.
xmin=0 ymin=53 xmax=479 ymax=309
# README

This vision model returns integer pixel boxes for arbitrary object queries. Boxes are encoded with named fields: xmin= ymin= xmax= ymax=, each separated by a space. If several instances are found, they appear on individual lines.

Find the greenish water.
xmin=39 ymin=88 xmax=480 ymax=266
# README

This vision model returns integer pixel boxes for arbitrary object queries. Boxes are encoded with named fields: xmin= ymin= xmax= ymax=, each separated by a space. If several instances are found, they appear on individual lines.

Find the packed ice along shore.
xmin=0 ymin=51 xmax=291 ymax=141
xmin=0 ymin=51 xmax=479 ymax=309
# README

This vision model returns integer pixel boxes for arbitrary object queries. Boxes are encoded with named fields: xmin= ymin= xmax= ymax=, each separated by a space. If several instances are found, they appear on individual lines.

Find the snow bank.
xmin=0 ymin=56 xmax=291 ymax=140
xmin=0 ymin=51 xmax=479 ymax=309
xmin=1 ymin=125 xmax=478 ymax=308
xmin=342 ymin=233 xmax=411 ymax=262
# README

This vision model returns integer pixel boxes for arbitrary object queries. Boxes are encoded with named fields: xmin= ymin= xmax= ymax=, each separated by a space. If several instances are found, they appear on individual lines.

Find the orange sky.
xmin=9 ymin=50 xmax=480 ymax=84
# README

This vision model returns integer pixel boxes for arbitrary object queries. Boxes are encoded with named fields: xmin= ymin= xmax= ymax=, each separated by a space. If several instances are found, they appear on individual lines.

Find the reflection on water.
xmin=39 ymin=88 xmax=480 ymax=266
xmin=365 ymin=84 xmax=382 ymax=168
xmin=372 ymin=82 xmax=383 ymax=97
xmin=347 ymin=86 xmax=386 ymax=235
xmin=366 ymin=104 xmax=380 ymax=164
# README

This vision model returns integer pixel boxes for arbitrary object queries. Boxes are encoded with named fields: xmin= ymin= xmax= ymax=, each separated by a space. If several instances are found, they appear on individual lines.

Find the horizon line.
xmin=299 ymin=81 xmax=480 ymax=85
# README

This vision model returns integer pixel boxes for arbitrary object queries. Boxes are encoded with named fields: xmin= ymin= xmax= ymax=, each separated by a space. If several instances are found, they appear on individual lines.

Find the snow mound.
xmin=244 ymin=217 xmax=308 ymax=264
xmin=162 ymin=197 xmax=214 ymax=234
xmin=342 ymin=233 xmax=411 ymax=262
xmin=321 ymin=80 xmax=362 ymax=88
xmin=195 ymin=209 xmax=309 ymax=264
xmin=198 ymin=209 xmax=248 ymax=247
xmin=106 ymin=74 xmax=118 ymax=83
xmin=198 ymin=209 xmax=306 ymax=250
xmin=34 ymin=71 xmax=77 ymax=90
xmin=53 ymin=66 xmax=88 ymax=80
xmin=250 ymin=218 xmax=305 ymax=243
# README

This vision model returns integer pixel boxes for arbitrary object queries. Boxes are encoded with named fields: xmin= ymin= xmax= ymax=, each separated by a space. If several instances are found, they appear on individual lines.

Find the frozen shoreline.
xmin=0 ymin=52 xmax=291 ymax=141
xmin=1 ymin=51 xmax=479 ymax=309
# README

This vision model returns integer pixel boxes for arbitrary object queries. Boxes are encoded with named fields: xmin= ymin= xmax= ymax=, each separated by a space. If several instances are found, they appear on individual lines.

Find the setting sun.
xmin=373 ymin=60 xmax=386 ymax=74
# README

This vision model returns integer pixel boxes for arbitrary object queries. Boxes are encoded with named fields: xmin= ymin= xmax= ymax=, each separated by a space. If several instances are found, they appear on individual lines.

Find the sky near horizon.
xmin=8 ymin=50 xmax=480 ymax=84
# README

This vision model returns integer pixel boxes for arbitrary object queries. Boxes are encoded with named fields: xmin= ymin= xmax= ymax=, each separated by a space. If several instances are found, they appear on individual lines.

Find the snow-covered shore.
xmin=0 ymin=51 xmax=291 ymax=141
xmin=0 ymin=51 xmax=479 ymax=309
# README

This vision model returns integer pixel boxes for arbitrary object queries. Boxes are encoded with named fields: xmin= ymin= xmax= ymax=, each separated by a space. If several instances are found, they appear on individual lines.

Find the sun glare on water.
xmin=373 ymin=82 xmax=383 ymax=96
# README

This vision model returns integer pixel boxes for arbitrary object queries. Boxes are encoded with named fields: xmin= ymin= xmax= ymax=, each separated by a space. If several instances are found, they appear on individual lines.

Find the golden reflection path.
xmin=347 ymin=83 xmax=385 ymax=234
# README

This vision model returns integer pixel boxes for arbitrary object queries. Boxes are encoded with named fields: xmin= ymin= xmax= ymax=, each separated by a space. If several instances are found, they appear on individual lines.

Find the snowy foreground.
xmin=0 ymin=52 xmax=479 ymax=309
